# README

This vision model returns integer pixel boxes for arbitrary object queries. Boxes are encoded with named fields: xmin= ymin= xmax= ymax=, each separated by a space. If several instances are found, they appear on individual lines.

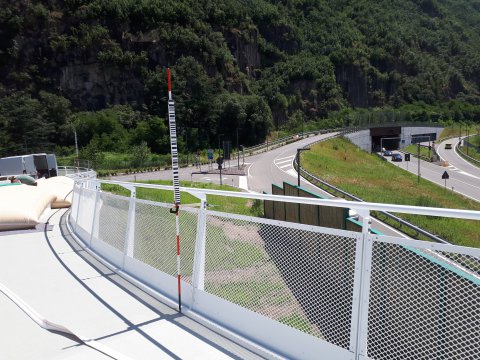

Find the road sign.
xmin=207 ymin=149 xmax=214 ymax=160
xmin=405 ymin=153 xmax=410 ymax=161
xmin=442 ymin=170 xmax=449 ymax=192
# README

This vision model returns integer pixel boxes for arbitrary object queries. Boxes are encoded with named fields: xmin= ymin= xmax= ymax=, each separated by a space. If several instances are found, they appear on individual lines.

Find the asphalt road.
xmin=389 ymin=138 xmax=480 ymax=202
xmin=110 ymin=132 xmax=442 ymax=237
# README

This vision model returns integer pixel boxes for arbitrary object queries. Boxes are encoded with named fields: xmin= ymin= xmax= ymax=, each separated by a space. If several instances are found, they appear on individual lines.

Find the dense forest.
xmin=1 ymin=0 xmax=480 ymax=159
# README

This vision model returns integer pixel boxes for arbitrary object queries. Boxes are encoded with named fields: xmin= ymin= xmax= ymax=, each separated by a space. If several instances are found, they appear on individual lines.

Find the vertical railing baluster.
xmin=349 ymin=210 xmax=374 ymax=359
xmin=89 ymin=181 xmax=101 ymax=248
xmin=191 ymin=193 xmax=208 ymax=308
xmin=123 ymin=186 xmax=136 ymax=269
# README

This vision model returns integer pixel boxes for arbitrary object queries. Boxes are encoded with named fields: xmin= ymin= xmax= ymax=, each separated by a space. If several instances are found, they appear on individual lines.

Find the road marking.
xmin=274 ymin=155 xmax=297 ymax=162
xmin=274 ymin=158 xmax=294 ymax=165
xmin=278 ymin=163 xmax=292 ymax=169
xmin=239 ymin=176 xmax=248 ymax=190
xmin=287 ymin=169 xmax=298 ymax=178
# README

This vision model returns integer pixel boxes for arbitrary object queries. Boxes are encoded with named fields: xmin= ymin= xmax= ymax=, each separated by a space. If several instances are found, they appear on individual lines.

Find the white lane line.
xmin=274 ymin=158 xmax=294 ymax=165
xmin=286 ymin=169 xmax=298 ymax=178
xmin=458 ymin=170 xmax=480 ymax=179
xmin=275 ymin=155 xmax=296 ymax=162
xmin=239 ymin=176 xmax=248 ymax=190
xmin=402 ymin=163 xmax=480 ymax=202
xmin=278 ymin=163 xmax=292 ymax=169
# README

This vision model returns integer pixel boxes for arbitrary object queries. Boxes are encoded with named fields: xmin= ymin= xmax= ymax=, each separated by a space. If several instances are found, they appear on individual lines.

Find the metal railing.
xmin=456 ymin=136 xmax=480 ymax=166
xmin=293 ymin=131 xmax=451 ymax=244
xmin=69 ymin=179 xmax=480 ymax=360
xmin=294 ymin=162 xmax=450 ymax=244
xmin=57 ymin=166 xmax=96 ymax=179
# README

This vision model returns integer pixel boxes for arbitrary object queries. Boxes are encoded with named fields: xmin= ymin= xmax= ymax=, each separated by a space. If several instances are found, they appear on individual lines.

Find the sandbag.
xmin=0 ymin=184 xmax=56 ymax=230
xmin=36 ymin=176 xmax=75 ymax=209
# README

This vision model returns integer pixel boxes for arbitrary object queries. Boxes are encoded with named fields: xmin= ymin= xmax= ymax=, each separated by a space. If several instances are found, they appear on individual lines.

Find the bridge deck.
xmin=0 ymin=209 xmax=262 ymax=360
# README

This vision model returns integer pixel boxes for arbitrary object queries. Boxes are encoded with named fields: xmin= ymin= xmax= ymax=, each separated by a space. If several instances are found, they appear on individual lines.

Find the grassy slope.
xmin=302 ymin=137 xmax=480 ymax=247
xmin=102 ymin=179 xmax=262 ymax=216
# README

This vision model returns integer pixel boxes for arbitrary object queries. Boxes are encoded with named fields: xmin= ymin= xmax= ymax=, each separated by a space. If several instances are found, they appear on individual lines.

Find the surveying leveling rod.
xmin=167 ymin=68 xmax=182 ymax=313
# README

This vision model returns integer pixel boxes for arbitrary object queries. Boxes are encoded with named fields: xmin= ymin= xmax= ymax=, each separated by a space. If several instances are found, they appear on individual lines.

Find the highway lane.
xmin=246 ymin=133 xmax=335 ymax=194
xmin=437 ymin=137 xmax=480 ymax=176
xmin=246 ymin=133 xmax=409 ymax=237
xmin=391 ymin=139 xmax=480 ymax=202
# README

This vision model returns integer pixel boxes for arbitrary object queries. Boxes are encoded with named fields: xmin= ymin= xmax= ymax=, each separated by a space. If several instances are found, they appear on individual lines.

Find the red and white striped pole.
xmin=167 ymin=68 xmax=182 ymax=313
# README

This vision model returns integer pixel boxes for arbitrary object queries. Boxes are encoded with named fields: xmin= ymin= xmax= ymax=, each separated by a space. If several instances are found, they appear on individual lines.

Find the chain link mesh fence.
xmin=96 ymin=192 xmax=129 ymax=252
xmin=367 ymin=240 xmax=480 ymax=360
xmin=203 ymin=212 xmax=358 ymax=348
xmin=70 ymin=184 xmax=480 ymax=359
xmin=132 ymin=199 xmax=197 ymax=283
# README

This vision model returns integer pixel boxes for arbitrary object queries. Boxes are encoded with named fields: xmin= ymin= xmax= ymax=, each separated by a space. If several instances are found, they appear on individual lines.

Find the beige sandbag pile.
xmin=0 ymin=184 xmax=56 ymax=230
xmin=36 ymin=176 xmax=75 ymax=209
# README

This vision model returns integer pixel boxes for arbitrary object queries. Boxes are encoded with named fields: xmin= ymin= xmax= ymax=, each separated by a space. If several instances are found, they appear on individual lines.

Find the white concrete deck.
xmin=0 ymin=209 xmax=263 ymax=360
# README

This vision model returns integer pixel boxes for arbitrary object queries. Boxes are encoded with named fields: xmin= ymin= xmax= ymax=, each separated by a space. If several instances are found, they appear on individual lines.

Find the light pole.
xmin=411 ymin=135 xmax=431 ymax=184
xmin=296 ymin=148 xmax=311 ymax=186
xmin=218 ymin=133 xmax=224 ymax=157
xmin=70 ymin=122 xmax=79 ymax=166
xmin=466 ymin=124 xmax=470 ymax=156
xmin=236 ymin=128 xmax=241 ymax=169
xmin=302 ymin=116 xmax=304 ymax=139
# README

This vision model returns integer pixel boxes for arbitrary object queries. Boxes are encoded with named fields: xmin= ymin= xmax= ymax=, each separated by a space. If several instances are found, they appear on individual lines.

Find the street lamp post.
xmin=296 ymin=148 xmax=311 ymax=186
xmin=411 ymin=135 xmax=431 ymax=184
xmin=218 ymin=133 xmax=224 ymax=157
xmin=236 ymin=128 xmax=241 ymax=169
xmin=466 ymin=124 xmax=470 ymax=156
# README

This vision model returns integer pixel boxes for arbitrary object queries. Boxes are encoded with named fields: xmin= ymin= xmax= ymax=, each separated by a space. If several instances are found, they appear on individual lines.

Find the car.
xmin=392 ymin=153 xmax=402 ymax=162
xmin=445 ymin=143 xmax=452 ymax=149
xmin=383 ymin=150 xmax=393 ymax=156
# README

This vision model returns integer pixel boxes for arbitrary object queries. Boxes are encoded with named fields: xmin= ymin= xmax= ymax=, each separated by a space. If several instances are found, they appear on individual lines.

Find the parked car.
xmin=392 ymin=153 xmax=403 ymax=162
xmin=383 ymin=150 xmax=393 ymax=156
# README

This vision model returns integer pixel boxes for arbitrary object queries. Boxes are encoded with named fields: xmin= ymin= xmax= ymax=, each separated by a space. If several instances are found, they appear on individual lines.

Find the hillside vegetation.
xmin=2 ymin=0 xmax=480 ymax=158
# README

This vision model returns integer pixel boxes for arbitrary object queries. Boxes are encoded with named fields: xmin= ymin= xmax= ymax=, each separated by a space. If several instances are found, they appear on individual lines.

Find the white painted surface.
xmin=238 ymin=176 xmax=248 ymax=190
xmin=0 ymin=210 xmax=263 ymax=360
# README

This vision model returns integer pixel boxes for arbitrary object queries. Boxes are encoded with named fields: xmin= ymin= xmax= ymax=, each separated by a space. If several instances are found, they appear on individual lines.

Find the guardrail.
xmin=58 ymin=166 xmax=97 ymax=179
xmin=294 ymin=135 xmax=450 ymax=244
xmin=456 ymin=135 xmax=480 ymax=166
xmin=69 ymin=179 xmax=480 ymax=360
xmin=239 ymin=128 xmax=341 ymax=157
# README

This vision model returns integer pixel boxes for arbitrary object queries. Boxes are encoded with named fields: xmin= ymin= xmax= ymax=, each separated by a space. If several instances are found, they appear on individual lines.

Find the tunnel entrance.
xmin=370 ymin=127 xmax=402 ymax=152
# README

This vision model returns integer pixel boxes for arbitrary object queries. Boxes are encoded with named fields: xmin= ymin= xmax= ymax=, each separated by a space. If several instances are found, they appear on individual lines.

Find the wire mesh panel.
xmin=95 ymin=192 xmax=129 ymax=252
xmin=76 ymin=188 xmax=96 ymax=233
xmin=203 ymin=212 xmax=358 ymax=349
xmin=367 ymin=240 xmax=480 ymax=360
xmin=132 ymin=200 xmax=197 ymax=283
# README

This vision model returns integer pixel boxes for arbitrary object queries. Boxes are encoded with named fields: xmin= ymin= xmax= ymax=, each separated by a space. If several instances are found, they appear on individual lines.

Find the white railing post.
xmin=349 ymin=210 xmax=374 ymax=359
xmin=89 ymin=181 xmax=101 ymax=247
xmin=73 ymin=182 xmax=83 ymax=232
xmin=123 ymin=187 xmax=136 ymax=266
xmin=191 ymin=192 xmax=208 ymax=307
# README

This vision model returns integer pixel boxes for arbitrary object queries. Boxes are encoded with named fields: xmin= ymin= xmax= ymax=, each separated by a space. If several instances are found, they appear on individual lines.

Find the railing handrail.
xmin=83 ymin=178 xmax=480 ymax=221
xmin=456 ymin=135 xmax=480 ymax=166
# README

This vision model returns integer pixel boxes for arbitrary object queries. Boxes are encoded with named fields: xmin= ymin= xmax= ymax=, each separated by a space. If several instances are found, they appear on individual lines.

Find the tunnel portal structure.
xmin=344 ymin=126 xmax=443 ymax=153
